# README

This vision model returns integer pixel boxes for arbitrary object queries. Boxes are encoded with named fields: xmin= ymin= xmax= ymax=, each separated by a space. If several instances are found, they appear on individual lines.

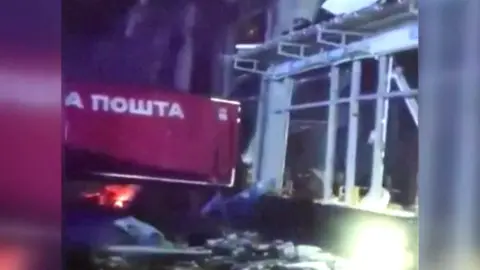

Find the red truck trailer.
xmin=63 ymin=83 xmax=241 ymax=187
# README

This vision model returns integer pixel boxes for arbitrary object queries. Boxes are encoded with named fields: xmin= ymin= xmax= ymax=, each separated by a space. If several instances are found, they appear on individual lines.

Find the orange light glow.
xmin=113 ymin=200 xmax=125 ymax=208
xmin=82 ymin=184 xmax=140 ymax=209
xmin=0 ymin=246 xmax=28 ymax=270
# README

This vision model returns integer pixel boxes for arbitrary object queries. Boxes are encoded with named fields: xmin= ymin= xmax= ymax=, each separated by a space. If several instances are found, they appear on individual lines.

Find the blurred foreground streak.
xmin=0 ymin=245 xmax=29 ymax=270
xmin=0 ymin=221 xmax=61 ymax=269
xmin=420 ymin=0 xmax=480 ymax=269
xmin=0 ymin=50 xmax=62 ymax=268
xmin=0 ymin=0 xmax=61 ymax=268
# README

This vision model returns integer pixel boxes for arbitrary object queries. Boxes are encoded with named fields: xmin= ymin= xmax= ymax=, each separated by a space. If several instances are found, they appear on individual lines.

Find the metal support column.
xmin=221 ymin=27 xmax=236 ymax=97
xmin=216 ymin=24 xmax=236 ymax=97
xmin=368 ymin=56 xmax=389 ymax=201
xmin=421 ymin=0 xmax=480 ymax=269
xmin=252 ymin=78 xmax=294 ymax=193
xmin=344 ymin=61 xmax=362 ymax=204
xmin=380 ymin=57 xmax=394 ymax=170
xmin=173 ymin=2 xmax=196 ymax=92
xmin=323 ymin=66 xmax=340 ymax=200
xmin=246 ymin=0 xmax=296 ymax=193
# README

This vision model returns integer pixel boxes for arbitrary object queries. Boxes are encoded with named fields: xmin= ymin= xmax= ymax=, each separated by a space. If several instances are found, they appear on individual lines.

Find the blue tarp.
xmin=200 ymin=178 xmax=276 ymax=226
xmin=65 ymin=210 xmax=165 ymax=247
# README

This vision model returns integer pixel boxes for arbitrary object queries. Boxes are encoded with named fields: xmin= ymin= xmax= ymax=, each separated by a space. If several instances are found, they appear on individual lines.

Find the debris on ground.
xmin=94 ymin=231 xmax=341 ymax=270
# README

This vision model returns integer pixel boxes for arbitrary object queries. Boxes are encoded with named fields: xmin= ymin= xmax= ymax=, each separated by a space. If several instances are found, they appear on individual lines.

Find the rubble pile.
xmin=95 ymin=231 xmax=343 ymax=270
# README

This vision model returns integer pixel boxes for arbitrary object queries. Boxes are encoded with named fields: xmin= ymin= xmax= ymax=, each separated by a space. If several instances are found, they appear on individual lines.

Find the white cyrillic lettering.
xmin=65 ymin=92 xmax=84 ymax=109
xmin=152 ymin=101 xmax=169 ymax=116
xmin=129 ymin=99 xmax=152 ymax=116
xmin=110 ymin=97 xmax=128 ymax=113
xmin=168 ymin=102 xmax=184 ymax=119
xmin=91 ymin=94 xmax=109 ymax=111
xmin=79 ymin=93 xmax=185 ymax=119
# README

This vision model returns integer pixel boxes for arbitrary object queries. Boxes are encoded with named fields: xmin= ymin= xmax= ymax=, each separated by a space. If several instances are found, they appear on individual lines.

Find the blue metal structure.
xmin=230 ymin=0 xmax=419 ymax=214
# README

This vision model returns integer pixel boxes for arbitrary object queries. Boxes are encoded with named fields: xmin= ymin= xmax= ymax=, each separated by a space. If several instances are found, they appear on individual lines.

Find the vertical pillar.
xmin=174 ymin=3 xmax=196 ymax=92
xmin=248 ymin=0 xmax=296 ymax=192
xmin=221 ymin=27 xmax=236 ymax=97
xmin=323 ymin=66 xmax=340 ymax=200
xmin=252 ymin=78 xmax=294 ymax=193
xmin=380 ymin=57 xmax=394 ymax=160
xmin=344 ymin=61 xmax=362 ymax=204
xmin=369 ymin=56 xmax=389 ymax=199
xmin=211 ymin=22 xmax=236 ymax=97
xmin=420 ymin=0 xmax=480 ymax=269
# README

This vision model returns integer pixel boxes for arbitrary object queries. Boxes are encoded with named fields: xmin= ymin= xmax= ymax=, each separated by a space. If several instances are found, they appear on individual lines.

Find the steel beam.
xmin=378 ymin=56 xmax=394 ymax=190
xmin=323 ymin=66 xmax=340 ymax=200
xmin=248 ymin=1 xmax=299 ymax=192
xmin=367 ymin=56 xmax=390 ymax=202
xmin=233 ymin=58 xmax=266 ymax=74
xmin=276 ymin=90 xmax=417 ymax=112
xmin=270 ymin=21 xmax=418 ymax=79
xmin=232 ymin=1 xmax=415 ymax=60
xmin=344 ymin=61 xmax=362 ymax=204
xmin=252 ymin=78 xmax=294 ymax=193
xmin=277 ymin=42 xmax=310 ymax=59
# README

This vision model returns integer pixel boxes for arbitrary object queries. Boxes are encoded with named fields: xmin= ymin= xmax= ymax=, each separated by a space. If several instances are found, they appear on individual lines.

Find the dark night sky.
xmin=62 ymin=0 xmax=246 ymax=94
